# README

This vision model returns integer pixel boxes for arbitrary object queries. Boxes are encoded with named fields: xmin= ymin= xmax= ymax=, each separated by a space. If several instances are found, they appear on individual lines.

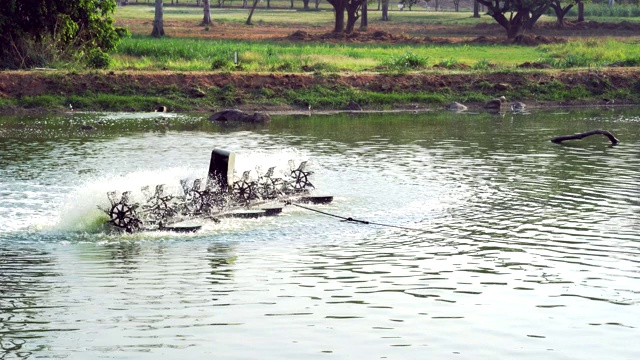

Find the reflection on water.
xmin=1 ymin=108 xmax=640 ymax=359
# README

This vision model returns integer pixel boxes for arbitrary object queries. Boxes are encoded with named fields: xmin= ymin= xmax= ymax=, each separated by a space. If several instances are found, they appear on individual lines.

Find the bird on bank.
xmin=510 ymin=102 xmax=526 ymax=112
xmin=602 ymin=98 xmax=615 ymax=106
xmin=484 ymin=96 xmax=507 ymax=110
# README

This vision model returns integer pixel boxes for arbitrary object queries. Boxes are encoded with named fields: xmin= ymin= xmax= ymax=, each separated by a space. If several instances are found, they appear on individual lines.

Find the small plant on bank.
xmin=211 ymin=56 xmax=231 ymax=70
xmin=473 ymin=59 xmax=496 ymax=70
xmin=86 ymin=49 xmax=111 ymax=69
xmin=382 ymin=52 xmax=429 ymax=72
xmin=436 ymin=58 xmax=455 ymax=68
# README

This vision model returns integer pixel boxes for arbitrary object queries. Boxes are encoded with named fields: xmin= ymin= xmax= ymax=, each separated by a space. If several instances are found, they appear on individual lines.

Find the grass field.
xmin=108 ymin=4 xmax=640 ymax=73
xmin=4 ymin=2 xmax=640 ymax=113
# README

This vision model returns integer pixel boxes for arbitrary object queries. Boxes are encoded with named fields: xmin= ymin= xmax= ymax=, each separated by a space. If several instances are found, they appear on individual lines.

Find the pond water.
xmin=1 ymin=108 xmax=639 ymax=359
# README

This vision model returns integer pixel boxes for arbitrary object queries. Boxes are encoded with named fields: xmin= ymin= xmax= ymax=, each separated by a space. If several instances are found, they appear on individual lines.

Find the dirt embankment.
xmin=1 ymin=67 xmax=639 ymax=113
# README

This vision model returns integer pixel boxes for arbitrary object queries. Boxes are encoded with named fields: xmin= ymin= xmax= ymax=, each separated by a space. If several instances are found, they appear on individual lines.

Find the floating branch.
xmin=551 ymin=130 xmax=619 ymax=145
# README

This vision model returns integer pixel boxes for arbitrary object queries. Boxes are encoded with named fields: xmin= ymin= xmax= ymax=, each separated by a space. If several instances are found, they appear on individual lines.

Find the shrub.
xmin=211 ymin=57 xmax=230 ymax=70
xmin=382 ymin=52 xmax=429 ymax=71
xmin=86 ymin=49 xmax=111 ymax=69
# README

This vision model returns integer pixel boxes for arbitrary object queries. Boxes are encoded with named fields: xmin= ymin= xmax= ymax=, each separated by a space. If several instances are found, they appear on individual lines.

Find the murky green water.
xmin=1 ymin=108 xmax=639 ymax=359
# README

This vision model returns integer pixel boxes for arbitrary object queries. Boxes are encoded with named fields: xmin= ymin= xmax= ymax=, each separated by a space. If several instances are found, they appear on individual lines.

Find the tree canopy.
xmin=0 ymin=0 xmax=127 ymax=69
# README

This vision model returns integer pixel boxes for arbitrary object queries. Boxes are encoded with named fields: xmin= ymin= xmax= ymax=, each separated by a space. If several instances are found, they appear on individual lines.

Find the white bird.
xmin=510 ymin=102 xmax=526 ymax=112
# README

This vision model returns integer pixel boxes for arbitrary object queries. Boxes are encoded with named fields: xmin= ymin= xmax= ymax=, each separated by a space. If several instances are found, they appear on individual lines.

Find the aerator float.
xmin=100 ymin=149 xmax=332 ymax=233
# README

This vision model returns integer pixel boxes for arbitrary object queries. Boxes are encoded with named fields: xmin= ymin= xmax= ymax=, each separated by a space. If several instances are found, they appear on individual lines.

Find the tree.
xmin=400 ymin=0 xmax=419 ymax=10
xmin=550 ymin=0 xmax=578 ymax=27
xmin=360 ymin=0 xmax=368 ymax=29
xmin=577 ymin=0 xmax=585 ymax=22
xmin=474 ymin=0 xmax=481 ymax=17
xmin=202 ymin=0 xmax=213 ymax=25
xmin=326 ymin=0 xmax=367 ymax=33
xmin=151 ymin=0 xmax=165 ymax=37
xmin=381 ymin=0 xmax=390 ymax=20
xmin=246 ymin=0 xmax=259 ymax=24
xmin=475 ymin=0 xmax=552 ymax=38
xmin=0 ymin=0 xmax=127 ymax=69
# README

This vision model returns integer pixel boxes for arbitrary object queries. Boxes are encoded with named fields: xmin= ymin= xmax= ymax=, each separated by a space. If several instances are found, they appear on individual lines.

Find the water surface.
xmin=1 ymin=109 xmax=639 ymax=359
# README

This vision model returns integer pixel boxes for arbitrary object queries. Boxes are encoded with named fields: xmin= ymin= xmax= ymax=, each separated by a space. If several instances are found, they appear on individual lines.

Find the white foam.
xmin=51 ymin=148 xmax=311 ymax=234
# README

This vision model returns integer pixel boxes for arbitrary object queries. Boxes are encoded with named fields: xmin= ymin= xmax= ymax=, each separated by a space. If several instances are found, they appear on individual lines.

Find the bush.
xmin=211 ymin=57 xmax=231 ymax=70
xmin=382 ymin=52 xmax=429 ymax=71
xmin=86 ymin=49 xmax=111 ymax=69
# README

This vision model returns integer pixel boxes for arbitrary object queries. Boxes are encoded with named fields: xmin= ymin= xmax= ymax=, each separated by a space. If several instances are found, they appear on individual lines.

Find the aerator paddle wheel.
xmin=180 ymin=178 xmax=228 ymax=216
xmin=232 ymin=171 xmax=258 ymax=204
xmin=287 ymin=161 xmax=314 ymax=193
xmin=141 ymin=185 xmax=177 ymax=225
xmin=255 ymin=167 xmax=284 ymax=200
xmin=99 ymin=148 xmax=331 ymax=234
xmin=103 ymin=191 xmax=142 ymax=233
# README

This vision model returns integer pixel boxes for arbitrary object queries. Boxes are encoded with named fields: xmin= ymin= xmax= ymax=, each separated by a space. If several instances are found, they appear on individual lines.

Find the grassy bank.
xmin=2 ymin=6 xmax=640 ymax=114
xmin=1 ymin=69 xmax=639 ymax=113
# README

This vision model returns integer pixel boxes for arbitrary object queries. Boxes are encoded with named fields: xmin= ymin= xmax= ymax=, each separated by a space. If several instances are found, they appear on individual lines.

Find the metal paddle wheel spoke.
xmin=108 ymin=202 xmax=141 ymax=232
xmin=184 ymin=189 xmax=205 ymax=215
xmin=232 ymin=180 xmax=256 ymax=204
xmin=289 ymin=168 xmax=314 ymax=192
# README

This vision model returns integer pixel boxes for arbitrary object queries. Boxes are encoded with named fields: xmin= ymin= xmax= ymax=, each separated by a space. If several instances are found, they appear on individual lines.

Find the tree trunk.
xmin=316 ymin=0 xmax=319 ymax=9
xmin=377 ymin=0 xmax=380 ymax=11
xmin=346 ymin=11 xmax=358 ymax=33
xmin=577 ymin=1 xmax=584 ymax=22
xmin=360 ymin=1 xmax=368 ymax=29
xmin=333 ymin=4 xmax=345 ymax=32
xmin=290 ymin=0 xmax=294 ymax=8
xmin=345 ymin=1 xmax=362 ymax=33
xmin=243 ymin=0 xmax=248 ymax=8
xmin=381 ymin=0 xmax=389 ymax=21
xmin=524 ymin=3 xmax=551 ymax=31
xmin=202 ymin=0 xmax=212 ymax=25
xmin=151 ymin=0 xmax=165 ymax=37
xmin=303 ymin=0 xmax=310 ymax=9
xmin=551 ymin=3 xmax=573 ymax=27
xmin=473 ymin=0 xmax=480 ymax=18
xmin=268 ymin=0 xmax=271 ymax=8
xmin=246 ymin=0 xmax=259 ymax=24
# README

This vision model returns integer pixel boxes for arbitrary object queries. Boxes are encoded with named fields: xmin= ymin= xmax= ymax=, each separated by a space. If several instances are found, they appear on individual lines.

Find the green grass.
xmin=538 ymin=38 xmax=640 ymax=68
xmin=112 ymin=36 xmax=549 ymax=71
xmin=567 ymin=4 xmax=640 ymax=18
xmin=111 ymin=35 xmax=640 ymax=72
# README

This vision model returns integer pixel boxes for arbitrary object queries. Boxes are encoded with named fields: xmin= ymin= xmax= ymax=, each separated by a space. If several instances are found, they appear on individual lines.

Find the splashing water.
xmin=51 ymin=148 xmax=312 ymax=234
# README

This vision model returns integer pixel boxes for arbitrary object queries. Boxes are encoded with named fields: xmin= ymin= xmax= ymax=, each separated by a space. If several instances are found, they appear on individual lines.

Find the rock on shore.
xmin=209 ymin=109 xmax=271 ymax=123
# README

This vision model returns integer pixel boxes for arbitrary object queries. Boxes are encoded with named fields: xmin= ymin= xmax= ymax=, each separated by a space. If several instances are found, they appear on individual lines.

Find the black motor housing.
xmin=208 ymin=148 xmax=236 ymax=191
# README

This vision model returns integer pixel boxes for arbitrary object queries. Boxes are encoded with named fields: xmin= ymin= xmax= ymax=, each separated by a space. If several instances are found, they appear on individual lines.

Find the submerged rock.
xmin=343 ymin=100 xmax=362 ymax=111
xmin=485 ymin=96 xmax=507 ymax=110
xmin=209 ymin=109 xmax=271 ymax=123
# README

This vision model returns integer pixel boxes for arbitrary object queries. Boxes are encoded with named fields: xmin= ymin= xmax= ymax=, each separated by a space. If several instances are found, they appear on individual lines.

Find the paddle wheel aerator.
xmin=99 ymin=148 xmax=331 ymax=233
